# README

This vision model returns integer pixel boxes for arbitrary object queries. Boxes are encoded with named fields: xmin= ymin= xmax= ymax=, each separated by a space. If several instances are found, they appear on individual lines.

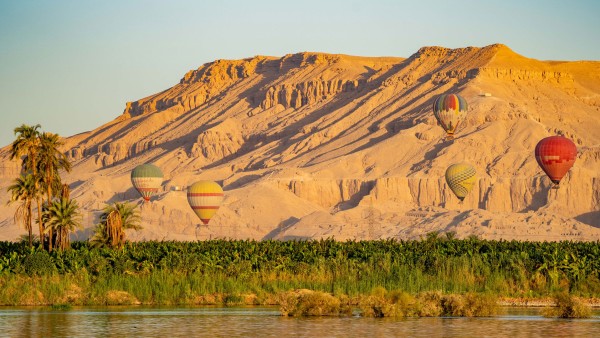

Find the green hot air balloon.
xmin=131 ymin=164 xmax=164 ymax=202
xmin=445 ymin=163 xmax=476 ymax=202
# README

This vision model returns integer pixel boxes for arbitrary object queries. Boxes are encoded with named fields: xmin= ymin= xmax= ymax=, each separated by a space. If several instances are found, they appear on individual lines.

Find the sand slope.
xmin=1 ymin=44 xmax=599 ymax=242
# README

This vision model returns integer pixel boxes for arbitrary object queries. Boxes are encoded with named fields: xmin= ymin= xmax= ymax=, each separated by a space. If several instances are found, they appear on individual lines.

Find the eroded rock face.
xmin=276 ymin=178 xmax=374 ymax=208
xmin=261 ymin=80 xmax=365 ymax=109
xmin=123 ymin=56 xmax=268 ymax=118
xmin=190 ymin=119 xmax=244 ymax=161
xmin=475 ymin=68 xmax=575 ymax=84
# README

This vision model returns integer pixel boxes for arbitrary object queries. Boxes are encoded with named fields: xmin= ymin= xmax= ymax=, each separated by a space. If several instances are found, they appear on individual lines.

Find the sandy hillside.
xmin=1 ymin=44 xmax=599 ymax=242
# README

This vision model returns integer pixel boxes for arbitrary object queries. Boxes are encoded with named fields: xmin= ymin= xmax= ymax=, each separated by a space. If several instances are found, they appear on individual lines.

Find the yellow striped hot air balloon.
xmin=187 ymin=180 xmax=224 ymax=225
xmin=445 ymin=163 xmax=476 ymax=202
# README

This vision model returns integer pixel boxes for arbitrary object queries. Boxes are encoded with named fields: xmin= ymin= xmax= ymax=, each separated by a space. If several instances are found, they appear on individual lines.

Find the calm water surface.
xmin=0 ymin=306 xmax=599 ymax=337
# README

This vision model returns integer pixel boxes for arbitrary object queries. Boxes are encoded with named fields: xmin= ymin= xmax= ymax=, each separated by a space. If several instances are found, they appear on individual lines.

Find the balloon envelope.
xmin=445 ymin=163 xmax=476 ymax=201
xmin=535 ymin=136 xmax=577 ymax=185
xmin=433 ymin=94 xmax=468 ymax=138
xmin=187 ymin=180 xmax=224 ymax=225
xmin=131 ymin=164 xmax=164 ymax=202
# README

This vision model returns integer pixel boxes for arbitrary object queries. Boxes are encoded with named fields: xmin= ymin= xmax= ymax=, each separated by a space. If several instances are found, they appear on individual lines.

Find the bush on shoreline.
xmin=357 ymin=288 xmax=497 ymax=317
xmin=542 ymin=292 xmax=592 ymax=318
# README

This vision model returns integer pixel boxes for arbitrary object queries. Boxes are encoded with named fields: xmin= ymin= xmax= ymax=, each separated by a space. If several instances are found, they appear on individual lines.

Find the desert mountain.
xmin=1 ymin=43 xmax=599 ymax=242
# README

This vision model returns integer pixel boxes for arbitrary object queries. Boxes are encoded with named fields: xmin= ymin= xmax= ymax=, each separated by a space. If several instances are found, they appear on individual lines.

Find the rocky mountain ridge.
xmin=1 ymin=43 xmax=599 ymax=242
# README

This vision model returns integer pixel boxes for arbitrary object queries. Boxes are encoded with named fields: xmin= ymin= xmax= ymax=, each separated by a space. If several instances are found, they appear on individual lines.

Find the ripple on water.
xmin=0 ymin=307 xmax=598 ymax=337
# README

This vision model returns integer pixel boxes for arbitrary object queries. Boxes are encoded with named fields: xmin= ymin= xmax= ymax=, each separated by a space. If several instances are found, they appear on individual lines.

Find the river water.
xmin=0 ymin=306 xmax=599 ymax=337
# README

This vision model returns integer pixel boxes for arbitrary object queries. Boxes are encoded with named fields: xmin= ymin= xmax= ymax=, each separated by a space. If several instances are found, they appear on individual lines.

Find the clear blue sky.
xmin=1 ymin=0 xmax=599 ymax=147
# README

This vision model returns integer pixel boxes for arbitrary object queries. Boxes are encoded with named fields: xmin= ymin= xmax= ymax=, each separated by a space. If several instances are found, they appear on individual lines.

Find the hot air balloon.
xmin=131 ymin=164 xmax=164 ymax=202
xmin=432 ymin=94 xmax=468 ymax=139
xmin=187 ymin=180 xmax=224 ymax=225
xmin=535 ymin=136 xmax=577 ymax=186
xmin=445 ymin=163 xmax=476 ymax=202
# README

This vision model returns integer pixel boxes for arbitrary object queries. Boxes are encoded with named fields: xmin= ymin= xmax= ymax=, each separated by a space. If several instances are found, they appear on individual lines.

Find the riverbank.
xmin=498 ymin=297 xmax=600 ymax=308
xmin=0 ymin=285 xmax=597 ymax=319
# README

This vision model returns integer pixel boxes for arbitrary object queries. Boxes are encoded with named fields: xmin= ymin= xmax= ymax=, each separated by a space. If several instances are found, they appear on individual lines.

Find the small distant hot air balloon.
xmin=535 ymin=136 xmax=577 ymax=186
xmin=131 ymin=164 xmax=164 ymax=202
xmin=445 ymin=163 xmax=476 ymax=202
xmin=187 ymin=180 xmax=224 ymax=225
xmin=433 ymin=94 xmax=468 ymax=139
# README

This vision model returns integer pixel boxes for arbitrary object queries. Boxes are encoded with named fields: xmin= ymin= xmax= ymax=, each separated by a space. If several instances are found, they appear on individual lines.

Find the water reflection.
xmin=0 ymin=307 xmax=598 ymax=337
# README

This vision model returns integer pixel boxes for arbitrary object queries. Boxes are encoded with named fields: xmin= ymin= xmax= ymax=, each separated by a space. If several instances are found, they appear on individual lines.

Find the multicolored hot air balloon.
xmin=432 ymin=94 xmax=468 ymax=139
xmin=445 ymin=163 xmax=476 ymax=202
xmin=535 ymin=136 xmax=577 ymax=186
xmin=187 ymin=180 xmax=224 ymax=225
xmin=131 ymin=164 xmax=164 ymax=202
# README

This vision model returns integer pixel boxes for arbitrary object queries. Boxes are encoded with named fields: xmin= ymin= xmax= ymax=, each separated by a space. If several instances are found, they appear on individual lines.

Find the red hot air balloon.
xmin=534 ymin=136 xmax=577 ymax=186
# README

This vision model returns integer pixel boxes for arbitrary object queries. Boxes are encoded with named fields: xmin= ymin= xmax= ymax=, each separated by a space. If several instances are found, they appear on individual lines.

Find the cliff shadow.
xmin=223 ymin=174 xmax=262 ymax=190
xmin=69 ymin=180 xmax=86 ymax=191
xmin=408 ymin=138 xmax=453 ymax=173
xmin=104 ymin=187 xmax=141 ymax=204
xmin=575 ymin=211 xmax=600 ymax=228
xmin=71 ymin=225 xmax=96 ymax=242
xmin=441 ymin=211 xmax=472 ymax=231
xmin=334 ymin=181 xmax=376 ymax=211
xmin=262 ymin=217 xmax=300 ymax=240
xmin=522 ymin=185 xmax=550 ymax=212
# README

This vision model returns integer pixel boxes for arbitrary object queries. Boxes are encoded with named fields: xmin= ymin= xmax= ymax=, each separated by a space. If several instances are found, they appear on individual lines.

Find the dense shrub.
xmin=23 ymin=250 xmax=56 ymax=276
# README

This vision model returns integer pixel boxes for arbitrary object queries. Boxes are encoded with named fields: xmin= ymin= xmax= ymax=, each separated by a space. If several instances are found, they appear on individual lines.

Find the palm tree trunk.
xmin=27 ymin=201 xmax=33 ymax=248
xmin=36 ymin=197 xmax=43 ymax=249
xmin=46 ymin=167 xmax=53 ymax=252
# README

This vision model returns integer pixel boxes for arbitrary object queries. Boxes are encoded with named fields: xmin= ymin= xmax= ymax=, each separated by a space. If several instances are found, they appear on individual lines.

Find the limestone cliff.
xmin=1 ymin=44 xmax=599 ymax=241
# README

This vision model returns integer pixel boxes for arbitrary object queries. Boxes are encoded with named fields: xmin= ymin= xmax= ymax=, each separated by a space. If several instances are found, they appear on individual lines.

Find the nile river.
xmin=1 ymin=306 xmax=599 ymax=337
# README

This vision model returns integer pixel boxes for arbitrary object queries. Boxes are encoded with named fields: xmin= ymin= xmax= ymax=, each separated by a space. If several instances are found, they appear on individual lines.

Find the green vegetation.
xmin=0 ymin=238 xmax=599 ymax=317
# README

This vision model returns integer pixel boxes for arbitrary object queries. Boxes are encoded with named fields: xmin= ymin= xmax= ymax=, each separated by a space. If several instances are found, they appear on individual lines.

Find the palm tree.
xmin=9 ymin=124 xmax=44 ymax=246
xmin=7 ymin=173 xmax=39 ymax=247
xmin=10 ymin=124 xmax=41 ymax=170
xmin=43 ymin=197 xmax=81 ymax=251
xmin=91 ymin=202 xmax=141 ymax=248
xmin=37 ymin=132 xmax=72 ymax=251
